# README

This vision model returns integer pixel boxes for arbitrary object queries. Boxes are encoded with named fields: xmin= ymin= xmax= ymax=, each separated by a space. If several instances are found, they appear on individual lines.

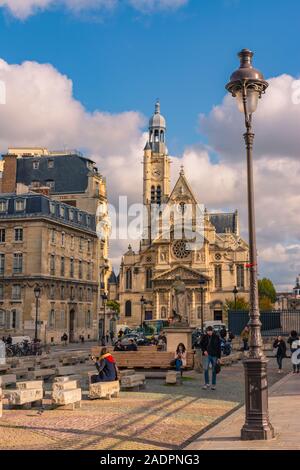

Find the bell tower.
xmin=143 ymin=100 xmax=170 ymax=207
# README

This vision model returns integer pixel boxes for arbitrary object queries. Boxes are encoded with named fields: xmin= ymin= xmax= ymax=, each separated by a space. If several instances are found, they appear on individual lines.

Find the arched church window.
xmin=125 ymin=300 xmax=132 ymax=317
xmin=160 ymin=130 xmax=165 ymax=143
xmin=151 ymin=186 xmax=156 ymax=204
xmin=125 ymin=269 xmax=132 ymax=290
xmin=154 ymin=130 xmax=159 ymax=142
xmin=156 ymin=186 xmax=162 ymax=205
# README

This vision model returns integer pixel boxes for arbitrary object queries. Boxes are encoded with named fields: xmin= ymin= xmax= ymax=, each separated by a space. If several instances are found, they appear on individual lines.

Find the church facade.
xmin=116 ymin=102 xmax=250 ymax=328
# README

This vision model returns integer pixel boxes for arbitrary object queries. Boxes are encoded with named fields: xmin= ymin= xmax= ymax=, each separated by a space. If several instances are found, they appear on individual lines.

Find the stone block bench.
xmin=4 ymin=380 xmax=43 ymax=409
xmin=121 ymin=373 xmax=146 ymax=390
xmin=165 ymin=370 xmax=178 ymax=385
xmin=11 ymin=368 xmax=29 ymax=380
xmin=28 ymin=368 xmax=56 ymax=381
xmin=0 ymin=374 xmax=17 ymax=389
xmin=51 ymin=377 xmax=82 ymax=410
xmin=88 ymin=381 xmax=120 ymax=400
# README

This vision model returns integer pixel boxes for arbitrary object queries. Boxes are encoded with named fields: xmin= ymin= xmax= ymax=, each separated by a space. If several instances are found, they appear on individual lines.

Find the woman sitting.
xmin=174 ymin=343 xmax=187 ymax=376
xmin=90 ymin=348 xmax=119 ymax=383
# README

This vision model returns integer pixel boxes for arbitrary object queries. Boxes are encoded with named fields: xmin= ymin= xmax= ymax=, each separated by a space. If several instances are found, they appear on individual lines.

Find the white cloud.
xmin=0 ymin=0 xmax=187 ymax=19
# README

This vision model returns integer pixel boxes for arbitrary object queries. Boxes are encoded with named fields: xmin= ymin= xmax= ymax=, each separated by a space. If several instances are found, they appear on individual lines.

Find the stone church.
xmin=115 ymin=102 xmax=250 ymax=328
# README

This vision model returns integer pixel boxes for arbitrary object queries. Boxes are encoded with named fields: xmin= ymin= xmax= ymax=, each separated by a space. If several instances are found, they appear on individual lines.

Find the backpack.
xmin=291 ymin=339 xmax=300 ymax=350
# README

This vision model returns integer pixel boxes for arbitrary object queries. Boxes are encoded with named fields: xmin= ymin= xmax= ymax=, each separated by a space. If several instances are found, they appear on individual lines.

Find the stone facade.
xmin=116 ymin=102 xmax=250 ymax=328
xmin=0 ymin=193 xmax=99 ymax=343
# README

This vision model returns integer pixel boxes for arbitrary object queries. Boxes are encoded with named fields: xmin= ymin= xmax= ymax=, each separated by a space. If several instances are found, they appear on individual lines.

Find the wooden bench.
xmin=88 ymin=381 xmax=120 ymax=400
xmin=91 ymin=348 xmax=194 ymax=370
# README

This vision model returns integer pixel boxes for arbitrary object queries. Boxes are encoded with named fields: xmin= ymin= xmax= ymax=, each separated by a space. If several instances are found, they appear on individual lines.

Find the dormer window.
xmin=69 ymin=209 xmax=74 ymax=221
xmin=31 ymin=181 xmax=40 ymax=188
xmin=50 ymin=202 xmax=56 ymax=215
xmin=59 ymin=206 xmax=65 ymax=218
xmin=48 ymin=159 xmax=54 ymax=168
xmin=46 ymin=180 xmax=55 ymax=190
xmin=15 ymin=199 xmax=25 ymax=212
xmin=33 ymin=161 xmax=39 ymax=170
xmin=0 ymin=200 xmax=7 ymax=213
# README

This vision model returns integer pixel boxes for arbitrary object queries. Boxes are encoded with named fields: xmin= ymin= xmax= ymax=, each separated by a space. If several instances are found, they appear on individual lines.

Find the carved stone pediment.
xmin=153 ymin=266 xmax=210 ymax=283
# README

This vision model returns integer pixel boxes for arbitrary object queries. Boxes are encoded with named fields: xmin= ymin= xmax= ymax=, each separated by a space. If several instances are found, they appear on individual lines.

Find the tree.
xmin=258 ymin=278 xmax=277 ymax=304
xmin=224 ymin=296 xmax=250 ymax=313
xmin=259 ymin=296 xmax=273 ymax=312
xmin=106 ymin=300 xmax=120 ymax=314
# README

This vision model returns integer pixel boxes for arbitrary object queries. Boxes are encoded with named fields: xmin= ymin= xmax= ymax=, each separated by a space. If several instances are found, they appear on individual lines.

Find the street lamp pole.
xmin=199 ymin=279 xmax=206 ymax=332
xmin=140 ymin=296 xmax=145 ymax=330
xmin=101 ymin=292 xmax=108 ymax=344
xmin=226 ymin=49 xmax=274 ymax=440
xmin=233 ymin=286 xmax=239 ymax=311
xmin=33 ymin=285 xmax=41 ymax=344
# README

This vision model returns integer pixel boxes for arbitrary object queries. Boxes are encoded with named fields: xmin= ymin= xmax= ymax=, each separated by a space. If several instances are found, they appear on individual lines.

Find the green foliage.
xmin=258 ymin=278 xmax=277 ymax=304
xmin=224 ymin=296 xmax=250 ymax=312
xmin=259 ymin=296 xmax=274 ymax=312
xmin=106 ymin=300 xmax=120 ymax=314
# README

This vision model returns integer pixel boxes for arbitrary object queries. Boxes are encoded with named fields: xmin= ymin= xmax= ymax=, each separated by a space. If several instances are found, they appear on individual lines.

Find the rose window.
xmin=172 ymin=240 xmax=190 ymax=259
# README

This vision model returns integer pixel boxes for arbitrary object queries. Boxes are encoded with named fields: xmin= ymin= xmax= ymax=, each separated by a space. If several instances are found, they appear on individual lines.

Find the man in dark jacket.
xmin=91 ymin=348 xmax=118 ymax=383
xmin=200 ymin=326 xmax=221 ymax=390
xmin=126 ymin=339 xmax=138 ymax=351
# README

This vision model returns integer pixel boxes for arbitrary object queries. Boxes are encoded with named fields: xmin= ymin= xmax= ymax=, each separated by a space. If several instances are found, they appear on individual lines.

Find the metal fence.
xmin=228 ymin=310 xmax=300 ymax=337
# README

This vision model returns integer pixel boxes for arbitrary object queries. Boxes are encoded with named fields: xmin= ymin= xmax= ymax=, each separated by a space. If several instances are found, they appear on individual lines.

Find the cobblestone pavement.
xmin=0 ymin=358 xmax=291 ymax=450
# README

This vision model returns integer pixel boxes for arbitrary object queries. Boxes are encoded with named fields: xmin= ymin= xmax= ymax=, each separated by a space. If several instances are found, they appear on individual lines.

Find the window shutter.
xmin=15 ymin=310 xmax=20 ymax=330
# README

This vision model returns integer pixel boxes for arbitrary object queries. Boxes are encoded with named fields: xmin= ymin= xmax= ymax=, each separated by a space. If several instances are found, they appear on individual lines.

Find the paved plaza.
xmin=0 ymin=356 xmax=295 ymax=450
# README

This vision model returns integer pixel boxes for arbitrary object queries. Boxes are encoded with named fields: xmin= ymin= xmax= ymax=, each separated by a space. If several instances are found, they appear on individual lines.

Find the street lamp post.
xmin=233 ymin=286 xmax=239 ymax=311
xmin=101 ymin=292 xmax=108 ymax=344
xmin=226 ymin=49 xmax=274 ymax=440
xmin=140 ymin=296 xmax=146 ymax=330
xmin=33 ymin=285 xmax=41 ymax=344
xmin=199 ymin=279 xmax=206 ymax=332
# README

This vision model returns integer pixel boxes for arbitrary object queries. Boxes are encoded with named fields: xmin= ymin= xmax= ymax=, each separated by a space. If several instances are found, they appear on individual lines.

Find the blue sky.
xmin=0 ymin=0 xmax=300 ymax=289
xmin=1 ymin=0 xmax=300 ymax=155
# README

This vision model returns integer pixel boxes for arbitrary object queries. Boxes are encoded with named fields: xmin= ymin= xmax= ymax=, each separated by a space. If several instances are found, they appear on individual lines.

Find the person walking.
xmin=288 ymin=331 xmax=300 ymax=374
xmin=241 ymin=325 xmax=250 ymax=351
xmin=200 ymin=326 xmax=221 ymax=391
xmin=273 ymin=336 xmax=287 ymax=373
xmin=174 ymin=343 xmax=187 ymax=377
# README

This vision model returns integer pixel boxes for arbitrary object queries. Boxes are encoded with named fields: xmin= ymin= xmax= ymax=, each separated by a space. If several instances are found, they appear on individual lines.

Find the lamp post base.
xmin=241 ymin=357 xmax=275 ymax=441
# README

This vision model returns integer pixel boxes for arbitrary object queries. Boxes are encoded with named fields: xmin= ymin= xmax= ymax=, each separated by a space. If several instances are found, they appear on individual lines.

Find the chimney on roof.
xmin=1 ymin=153 xmax=17 ymax=193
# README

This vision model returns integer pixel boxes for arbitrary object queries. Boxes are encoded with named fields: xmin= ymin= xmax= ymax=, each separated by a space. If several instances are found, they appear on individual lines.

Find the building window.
xmin=87 ymin=216 xmax=90 ymax=227
xmin=31 ymin=181 xmax=40 ymax=188
xmin=59 ymin=206 xmax=65 ymax=218
xmin=79 ymin=260 xmax=82 ymax=279
xmin=51 ymin=228 xmax=56 ymax=243
xmin=50 ymin=255 xmax=55 ymax=275
xmin=161 ymin=306 xmax=167 ymax=319
xmin=14 ymin=228 xmax=23 ymax=242
xmin=12 ymin=284 xmax=21 ymax=300
xmin=125 ymin=300 xmax=132 ymax=317
xmin=33 ymin=161 xmax=39 ymax=170
xmin=151 ymin=186 xmax=155 ymax=204
xmin=0 ymin=284 xmax=3 ymax=300
xmin=48 ymin=159 xmax=54 ymax=168
xmin=214 ymin=265 xmax=222 ymax=289
xmin=87 ymin=239 xmax=91 ymax=252
xmin=61 ymin=232 xmax=65 ymax=246
xmin=237 ymin=264 xmax=245 ymax=289
xmin=78 ymin=213 xmax=83 ymax=222
xmin=49 ymin=309 xmax=55 ymax=328
xmin=13 ymin=253 xmax=23 ymax=273
xmin=156 ymin=186 xmax=162 ymax=205
xmin=46 ymin=180 xmax=55 ymax=190
xmin=11 ymin=309 xmax=19 ymax=329
xmin=86 ymin=310 xmax=91 ymax=328
xmin=0 ymin=229 xmax=5 ymax=243
xmin=146 ymin=268 xmax=153 ymax=289
xmin=79 ymin=237 xmax=83 ymax=251
xmin=0 ymin=309 xmax=5 ymax=327
xmin=69 ymin=210 xmax=74 ymax=221
xmin=61 ymin=285 xmax=65 ymax=300
xmin=125 ymin=269 xmax=132 ymax=290
xmin=0 ymin=200 xmax=7 ymax=212
xmin=15 ymin=199 xmax=25 ymax=212
xmin=87 ymin=288 xmax=92 ymax=302
xmin=60 ymin=257 xmax=65 ymax=276
xmin=197 ymin=306 xmax=202 ymax=320
xmin=70 ymin=286 xmax=75 ymax=300
xmin=87 ymin=262 xmax=92 ymax=280
xmin=50 ymin=284 xmax=55 ymax=299
xmin=79 ymin=287 xmax=83 ymax=301
xmin=50 ymin=202 xmax=56 ymax=215
xmin=60 ymin=310 xmax=65 ymax=329
xmin=0 ymin=254 xmax=4 ymax=275
xmin=70 ymin=258 xmax=74 ymax=278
